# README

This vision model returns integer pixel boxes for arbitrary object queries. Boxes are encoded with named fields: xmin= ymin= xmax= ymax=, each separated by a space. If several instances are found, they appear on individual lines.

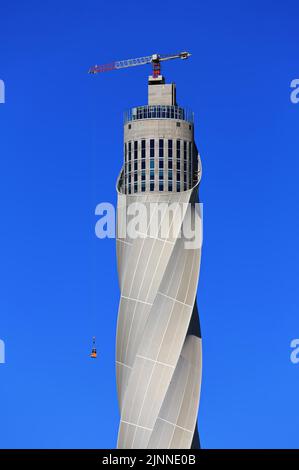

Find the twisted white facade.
xmin=115 ymin=77 xmax=202 ymax=449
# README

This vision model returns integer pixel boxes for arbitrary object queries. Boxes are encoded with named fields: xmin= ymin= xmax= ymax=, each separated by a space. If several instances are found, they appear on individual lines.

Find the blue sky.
xmin=0 ymin=0 xmax=299 ymax=449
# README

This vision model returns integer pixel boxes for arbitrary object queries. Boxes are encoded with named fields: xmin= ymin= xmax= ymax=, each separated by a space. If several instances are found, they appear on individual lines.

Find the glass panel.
xmin=168 ymin=139 xmax=173 ymax=159
xmin=176 ymin=140 xmax=180 ymax=157
xmin=184 ymin=141 xmax=187 ymax=172
xmin=141 ymin=139 xmax=146 ymax=159
xmin=177 ymin=140 xmax=181 ymax=184
xmin=128 ymin=142 xmax=131 ymax=161
xmin=150 ymin=139 xmax=155 ymax=158
xmin=159 ymin=139 xmax=164 ymax=159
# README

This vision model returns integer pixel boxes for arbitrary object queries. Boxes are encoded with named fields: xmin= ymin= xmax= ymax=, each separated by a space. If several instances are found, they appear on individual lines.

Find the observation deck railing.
xmin=124 ymin=105 xmax=194 ymax=124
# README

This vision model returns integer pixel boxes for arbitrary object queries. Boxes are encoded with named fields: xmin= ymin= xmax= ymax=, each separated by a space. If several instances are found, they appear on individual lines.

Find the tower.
xmin=115 ymin=73 xmax=203 ymax=449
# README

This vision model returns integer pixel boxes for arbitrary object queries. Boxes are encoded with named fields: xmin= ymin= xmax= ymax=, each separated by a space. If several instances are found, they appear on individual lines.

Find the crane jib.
xmin=89 ymin=51 xmax=191 ymax=74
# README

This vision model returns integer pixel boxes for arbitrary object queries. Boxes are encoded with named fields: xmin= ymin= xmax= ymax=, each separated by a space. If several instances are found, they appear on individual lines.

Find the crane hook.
xmin=90 ymin=336 xmax=97 ymax=359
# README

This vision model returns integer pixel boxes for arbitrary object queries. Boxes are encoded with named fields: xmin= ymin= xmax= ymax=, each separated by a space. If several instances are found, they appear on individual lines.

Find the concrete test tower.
xmin=90 ymin=52 xmax=203 ymax=448
xmin=114 ymin=64 xmax=203 ymax=449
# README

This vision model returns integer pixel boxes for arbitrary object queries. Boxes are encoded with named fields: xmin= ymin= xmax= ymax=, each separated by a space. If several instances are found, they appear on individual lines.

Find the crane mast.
xmin=89 ymin=51 xmax=191 ymax=78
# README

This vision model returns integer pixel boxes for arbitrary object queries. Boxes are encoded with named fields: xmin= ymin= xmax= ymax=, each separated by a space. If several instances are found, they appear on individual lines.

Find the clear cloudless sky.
xmin=0 ymin=0 xmax=299 ymax=449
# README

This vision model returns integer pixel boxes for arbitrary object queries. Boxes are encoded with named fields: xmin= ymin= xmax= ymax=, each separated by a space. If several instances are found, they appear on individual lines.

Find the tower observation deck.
xmin=118 ymin=81 xmax=200 ymax=196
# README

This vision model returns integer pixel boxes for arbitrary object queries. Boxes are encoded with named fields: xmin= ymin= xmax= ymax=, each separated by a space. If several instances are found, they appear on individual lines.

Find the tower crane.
xmin=88 ymin=51 xmax=191 ymax=78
